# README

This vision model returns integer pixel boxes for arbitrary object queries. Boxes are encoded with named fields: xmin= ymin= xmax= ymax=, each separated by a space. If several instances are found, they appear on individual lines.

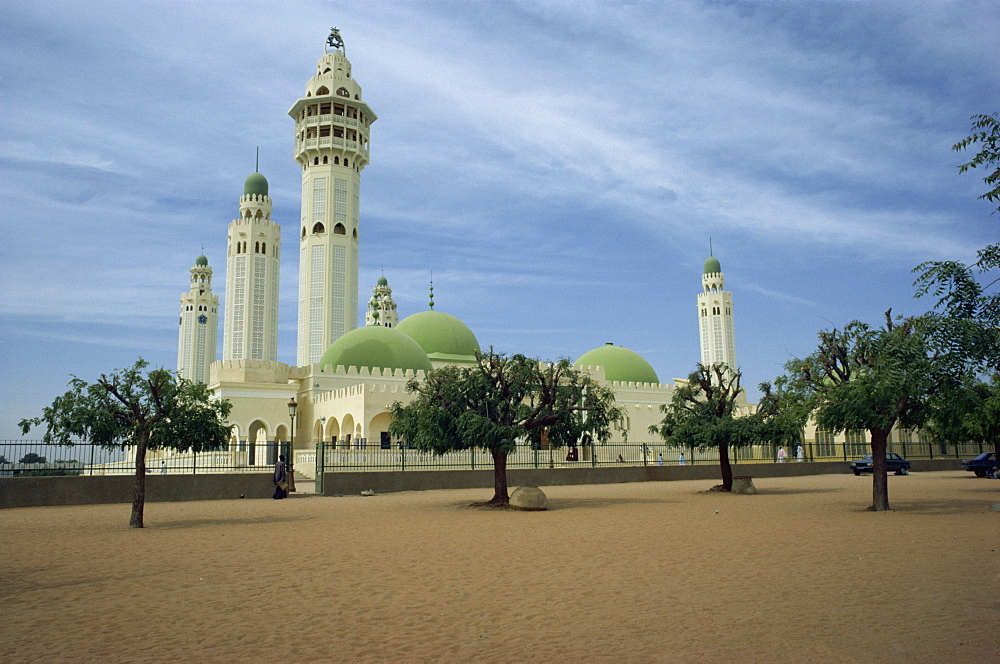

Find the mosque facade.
xmin=181 ymin=30 xmax=746 ymax=478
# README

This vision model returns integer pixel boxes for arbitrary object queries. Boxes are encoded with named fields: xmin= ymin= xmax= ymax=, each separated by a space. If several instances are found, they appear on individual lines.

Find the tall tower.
xmin=697 ymin=251 xmax=737 ymax=370
xmin=223 ymin=172 xmax=281 ymax=362
xmin=365 ymin=276 xmax=398 ymax=327
xmin=290 ymin=28 xmax=377 ymax=366
xmin=177 ymin=254 xmax=219 ymax=383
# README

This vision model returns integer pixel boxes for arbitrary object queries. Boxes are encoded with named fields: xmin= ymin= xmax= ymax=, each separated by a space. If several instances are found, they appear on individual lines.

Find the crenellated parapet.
xmin=210 ymin=359 xmax=293 ymax=385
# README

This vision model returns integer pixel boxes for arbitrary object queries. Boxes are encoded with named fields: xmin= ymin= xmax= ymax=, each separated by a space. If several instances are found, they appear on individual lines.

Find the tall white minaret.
xmin=222 ymin=172 xmax=281 ymax=362
xmin=177 ymin=254 xmax=219 ymax=383
xmin=365 ymin=276 xmax=398 ymax=327
xmin=697 ymin=247 xmax=737 ymax=371
xmin=290 ymin=28 xmax=377 ymax=366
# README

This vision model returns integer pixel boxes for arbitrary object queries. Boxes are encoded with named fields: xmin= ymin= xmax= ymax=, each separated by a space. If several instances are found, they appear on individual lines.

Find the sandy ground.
xmin=1 ymin=471 xmax=998 ymax=664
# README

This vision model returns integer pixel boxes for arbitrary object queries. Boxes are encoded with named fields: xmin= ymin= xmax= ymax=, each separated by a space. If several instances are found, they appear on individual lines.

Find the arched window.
xmin=313 ymin=222 xmax=325 ymax=234
xmin=336 ymin=87 xmax=349 ymax=97
xmin=352 ymin=228 xmax=358 ymax=239
xmin=261 ymin=242 xmax=266 ymax=254
xmin=244 ymin=210 xmax=252 ymax=218
xmin=334 ymin=156 xmax=340 ymax=165
xmin=314 ymin=157 xmax=319 ymax=165
xmin=301 ymin=226 xmax=306 ymax=239
xmin=344 ymin=158 xmax=349 ymax=167
xmin=322 ymin=156 xmax=328 ymax=164
xmin=333 ymin=223 xmax=346 ymax=235
xmin=255 ymin=241 xmax=260 ymax=253
xmin=316 ymin=86 xmax=329 ymax=95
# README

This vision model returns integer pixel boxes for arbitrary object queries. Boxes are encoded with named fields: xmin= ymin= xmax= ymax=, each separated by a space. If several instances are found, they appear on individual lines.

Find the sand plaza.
xmin=1 ymin=470 xmax=997 ymax=663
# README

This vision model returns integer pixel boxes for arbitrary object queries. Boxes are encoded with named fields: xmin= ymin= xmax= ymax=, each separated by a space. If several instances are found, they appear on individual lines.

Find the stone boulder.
xmin=731 ymin=476 xmax=757 ymax=494
xmin=510 ymin=485 xmax=548 ymax=511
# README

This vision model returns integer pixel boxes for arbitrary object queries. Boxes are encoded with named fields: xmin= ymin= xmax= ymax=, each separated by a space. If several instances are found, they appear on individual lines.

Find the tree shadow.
xmin=150 ymin=515 xmax=310 ymax=529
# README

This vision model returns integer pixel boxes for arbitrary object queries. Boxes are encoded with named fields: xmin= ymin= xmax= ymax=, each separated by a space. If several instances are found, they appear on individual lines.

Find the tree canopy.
xmin=779 ymin=313 xmax=940 ymax=511
xmin=649 ymin=363 xmax=799 ymax=491
xmin=20 ymin=359 xmax=232 ymax=527
xmin=389 ymin=349 xmax=626 ymax=506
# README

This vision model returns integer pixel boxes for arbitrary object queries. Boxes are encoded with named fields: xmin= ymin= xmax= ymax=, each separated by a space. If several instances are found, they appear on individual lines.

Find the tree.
xmin=780 ymin=312 xmax=938 ymax=511
xmin=390 ymin=349 xmax=626 ymax=506
xmin=649 ymin=363 xmax=798 ymax=491
xmin=19 ymin=359 xmax=232 ymax=527
xmin=925 ymin=373 xmax=1000 ymax=465
xmin=914 ymin=112 xmax=1000 ymax=340
xmin=19 ymin=452 xmax=47 ymax=464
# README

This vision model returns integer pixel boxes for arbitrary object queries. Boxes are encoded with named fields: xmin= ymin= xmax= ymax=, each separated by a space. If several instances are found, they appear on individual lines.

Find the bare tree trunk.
xmin=130 ymin=435 xmax=148 ymax=528
xmin=719 ymin=442 xmax=733 ymax=491
xmin=489 ymin=450 xmax=510 ymax=505
xmin=869 ymin=427 xmax=890 ymax=512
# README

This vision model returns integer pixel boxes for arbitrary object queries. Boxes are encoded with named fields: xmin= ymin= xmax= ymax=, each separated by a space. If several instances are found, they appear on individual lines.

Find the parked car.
xmin=850 ymin=453 xmax=911 ymax=476
xmin=961 ymin=452 xmax=997 ymax=477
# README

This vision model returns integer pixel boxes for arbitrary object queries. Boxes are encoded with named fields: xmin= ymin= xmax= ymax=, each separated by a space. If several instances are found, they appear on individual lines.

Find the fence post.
xmin=193 ymin=450 xmax=198 ymax=475
xmin=315 ymin=441 xmax=325 ymax=494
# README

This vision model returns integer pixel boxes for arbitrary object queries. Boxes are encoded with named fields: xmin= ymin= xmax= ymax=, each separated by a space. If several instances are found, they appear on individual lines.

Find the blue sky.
xmin=2 ymin=1 xmax=997 ymax=439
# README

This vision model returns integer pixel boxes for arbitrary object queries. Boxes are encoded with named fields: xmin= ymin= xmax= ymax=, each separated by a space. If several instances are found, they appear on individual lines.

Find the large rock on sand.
xmin=731 ymin=476 xmax=757 ymax=494
xmin=510 ymin=485 xmax=548 ymax=511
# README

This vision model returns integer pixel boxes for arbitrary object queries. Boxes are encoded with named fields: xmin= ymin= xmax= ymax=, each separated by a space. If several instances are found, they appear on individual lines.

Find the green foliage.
xmin=649 ymin=363 xmax=798 ymax=490
xmin=390 ymin=349 xmax=626 ymax=503
xmin=779 ymin=312 xmax=944 ymax=510
xmin=952 ymin=112 xmax=1000 ymax=209
xmin=18 ymin=452 xmax=47 ymax=464
xmin=913 ymin=112 xmax=1000 ymax=353
xmin=19 ymin=359 xmax=232 ymax=526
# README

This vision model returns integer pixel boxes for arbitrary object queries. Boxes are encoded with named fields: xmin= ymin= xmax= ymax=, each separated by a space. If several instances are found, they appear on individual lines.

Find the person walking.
xmin=777 ymin=446 xmax=787 ymax=462
xmin=273 ymin=454 xmax=288 ymax=499
xmin=678 ymin=452 xmax=685 ymax=466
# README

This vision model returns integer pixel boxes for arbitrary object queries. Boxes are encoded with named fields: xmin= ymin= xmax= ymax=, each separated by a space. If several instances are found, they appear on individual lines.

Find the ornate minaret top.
xmin=365 ymin=275 xmax=398 ymax=327
xmin=697 ymin=245 xmax=737 ymax=372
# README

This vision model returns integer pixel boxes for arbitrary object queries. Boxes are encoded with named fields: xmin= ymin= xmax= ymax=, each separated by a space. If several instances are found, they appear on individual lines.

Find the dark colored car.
xmin=850 ymin=453 xmax=911 ymax=476
xmin=961 ymin=452 xmax=997 ymax=477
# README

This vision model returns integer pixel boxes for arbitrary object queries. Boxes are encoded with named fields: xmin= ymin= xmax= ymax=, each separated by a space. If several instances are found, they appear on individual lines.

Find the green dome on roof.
xmin=704 ymin=256 xmax=721 ymax=274
xmin=318 ymin=325 xmax=431 ymax=373
xmin=396 ymin=310 xmax=481 ymax=364
xmin=195 ymin=254 xmax=208 ymax=266
xmin=244 ymin=172 xmax=269 ymax=197
xmin=575 ymin=343 xmax=659 ymax=384
xmin=377 ymin=276 xmax=388 ymax=286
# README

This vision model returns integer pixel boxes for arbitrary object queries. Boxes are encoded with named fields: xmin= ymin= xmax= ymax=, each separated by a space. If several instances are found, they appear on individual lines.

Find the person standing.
xmin=678 ymin=452 xmax=685 ymax=466
xmin=273 ymin=454 xmax=288 ymax=499
xmin=796 ymin=444 xmax=805 ymax=462
xmin=657 ymin=453 xmax=663 ymax=466
xmin=777 ymin=446 xmax=787 ymax=462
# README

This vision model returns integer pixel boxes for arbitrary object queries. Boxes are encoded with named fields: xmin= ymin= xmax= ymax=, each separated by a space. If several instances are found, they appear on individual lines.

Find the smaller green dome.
xmin=318 ymin=325 xmax=432 ymax=373
xmin=195 ymin=255 xmax=208 ymax=266
xmin=704 ymin=256 xmax=721 ymax=274
xmin=396 ymin=310 xmax=481 ymax=364
xmin=575 ymin=343 xmax=659 ymax=384
xmin=244 ymin=172 xmax=269 ymax=197
xmin=377 ymin=276 xmax=388 ymax=286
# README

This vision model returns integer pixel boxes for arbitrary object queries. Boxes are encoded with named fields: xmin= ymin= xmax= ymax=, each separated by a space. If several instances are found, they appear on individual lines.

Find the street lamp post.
xmin=287 ymin=398 xmax=298 ymax=493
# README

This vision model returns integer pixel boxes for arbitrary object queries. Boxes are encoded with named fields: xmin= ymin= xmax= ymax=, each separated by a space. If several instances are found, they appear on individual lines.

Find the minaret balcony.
xmin=296 ymin=138 xmax=368 ymax=158
xmin=302 ymin=114 xmax=358 ymax=128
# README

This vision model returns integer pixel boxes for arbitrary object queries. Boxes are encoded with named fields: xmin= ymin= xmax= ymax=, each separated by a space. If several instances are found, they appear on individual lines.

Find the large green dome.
xmin=396 ymin=310 xmax=481 ymax=364
xmin=318 ymin=325 xmax=432 ymax=373
xmin=195 ymin=254 xmax=208 ymax=266
xmin=575 ymin=343 xmax=659 ymax=384
xmin=244 ymin=172 xmax=269 ymax=197
xmin=704 ymin=256 xmax=721 ymax=274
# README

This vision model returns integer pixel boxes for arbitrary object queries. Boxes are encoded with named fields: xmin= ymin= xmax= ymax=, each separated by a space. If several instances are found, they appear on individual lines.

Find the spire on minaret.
xmin=429 ymin=277 xmax=435 ymax=310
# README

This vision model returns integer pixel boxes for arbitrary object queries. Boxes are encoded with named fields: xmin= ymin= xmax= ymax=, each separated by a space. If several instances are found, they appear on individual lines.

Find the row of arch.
xmin=233 ymin=240 xmax=275 ymax=256
xmin=311 ymin=154 xmax=352 ymax=167
xmin=302 ymin=223 xmax=355 ymax=239
xmin=229 ymin=412 xmax=391 ymax=450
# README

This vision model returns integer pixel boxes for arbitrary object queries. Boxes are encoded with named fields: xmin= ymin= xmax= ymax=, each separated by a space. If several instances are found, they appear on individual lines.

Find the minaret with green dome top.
xmin=222 ymin=169 xmax=282 ymax=362
xmin=365 ymin=275 xmax=397 ymax=327
xmin=291 ymin=28 xmax=377 ymax=365
xmin=696 ymin=244 xmax=737 ymax=371
xmin=177 ymin=253 xmax=219 ymax=383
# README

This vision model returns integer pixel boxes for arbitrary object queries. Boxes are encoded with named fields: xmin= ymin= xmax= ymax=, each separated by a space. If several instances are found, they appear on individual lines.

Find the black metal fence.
xmin=0 ymin=441 xmax=272 ymax=476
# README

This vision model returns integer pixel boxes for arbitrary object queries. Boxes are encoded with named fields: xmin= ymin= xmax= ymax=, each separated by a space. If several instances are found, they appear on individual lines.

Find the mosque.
xmin=175 ymin=30 xmax=743 ymax=479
